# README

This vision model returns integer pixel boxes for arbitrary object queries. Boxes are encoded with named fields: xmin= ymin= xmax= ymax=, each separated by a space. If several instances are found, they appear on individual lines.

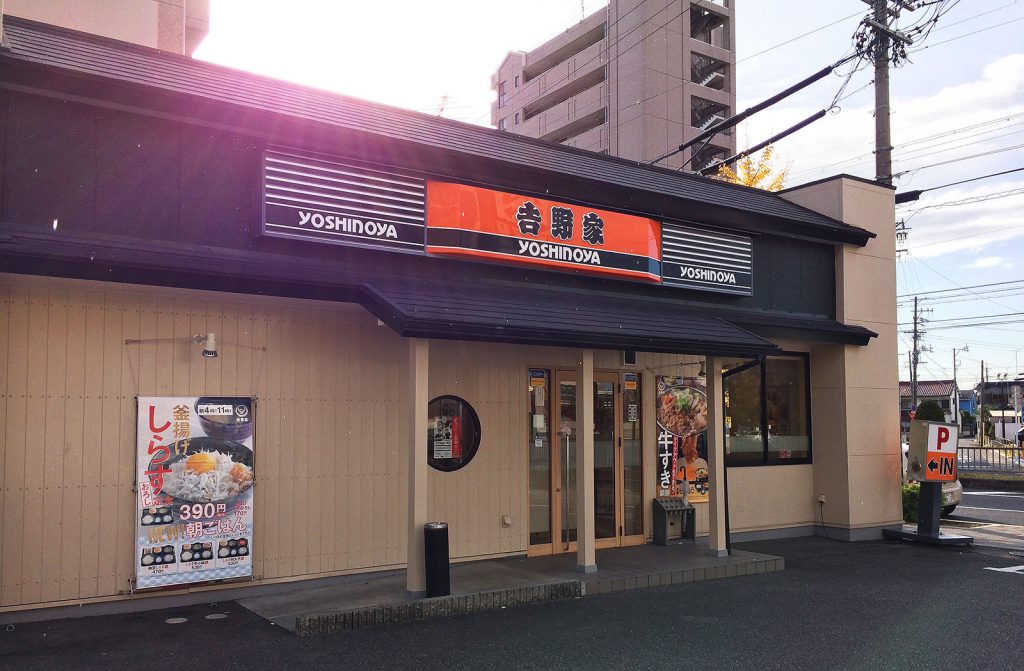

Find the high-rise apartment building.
xmin=2 ymin=0 xmax=209 ymax=55
xmin=491 ymin=0 xmax=736 ymax=171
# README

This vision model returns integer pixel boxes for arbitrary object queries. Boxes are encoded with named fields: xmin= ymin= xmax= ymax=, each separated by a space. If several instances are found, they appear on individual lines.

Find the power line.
xmin=898 ymin=278 xmax=1024 ymax=298
xmin=908 ymin=14 xmax=1024 ymax=53
xmin=900 ymin=187 xmax=1024 ymax=216
xmin=895 ymin=166 xmax=1024 ymax=204
xmin=894 ymin=143 xmax=1024 ymax=178
xmin=789 ymin=114 xmax=1024 ymax=179
xmin=906 ymin=252 xmax=1020 ymax=312
xmin=908 ymin=222 xmax=1024 ymax=249
xmin=736 ymin=9 xmax=864 ymax=63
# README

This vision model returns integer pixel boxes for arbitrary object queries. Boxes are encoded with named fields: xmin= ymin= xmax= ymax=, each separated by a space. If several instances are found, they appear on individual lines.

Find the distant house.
xmin=974 ymin=380 xmax=1022 ymax=410
xmin=899 ymin=379 xmax=959 ymax=433
xmin=959 ymin=389 xmax=977 ymax=436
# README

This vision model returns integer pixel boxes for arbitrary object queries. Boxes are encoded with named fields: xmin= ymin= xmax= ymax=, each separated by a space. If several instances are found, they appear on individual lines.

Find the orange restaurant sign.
xmin=426 ymin=181 xmax=661 ymax=282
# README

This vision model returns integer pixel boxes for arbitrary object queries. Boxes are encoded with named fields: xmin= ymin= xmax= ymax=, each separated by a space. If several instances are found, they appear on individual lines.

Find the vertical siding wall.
xmin=0 ymin=274 xmax=413 ymax=608
xmin=0 ymin=273 xmax=704 ymax=609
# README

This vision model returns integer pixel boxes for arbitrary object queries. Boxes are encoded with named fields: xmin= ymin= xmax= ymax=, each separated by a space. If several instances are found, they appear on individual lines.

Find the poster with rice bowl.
xmin=135 ymin=396 xmax=255 ymax=590
xmin=655 ymin=377 xmax=710 ymax=503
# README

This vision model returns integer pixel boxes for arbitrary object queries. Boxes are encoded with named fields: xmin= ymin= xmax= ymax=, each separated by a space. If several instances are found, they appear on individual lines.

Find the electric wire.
xmin=898 ymin=278 xmax=1024 ymax=298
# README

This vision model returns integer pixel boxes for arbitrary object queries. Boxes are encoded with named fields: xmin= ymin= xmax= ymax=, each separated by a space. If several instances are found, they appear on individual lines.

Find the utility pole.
xmin=979 ymin=361 xmax=986 ymax=447
xmin=873 ymin=0 xmax=892 ymax=185
xmin=953 ymin=345 xmax=968 ymax=435
xmin=865 ymin=0 xmax=914 ymax=185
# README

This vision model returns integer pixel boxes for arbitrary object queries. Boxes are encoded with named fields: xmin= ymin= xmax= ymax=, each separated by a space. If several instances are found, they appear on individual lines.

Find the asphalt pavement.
xmin=3 ymin=537 xmax=1024 ymax=671
xmin=952 ymin=490 xmax=1024 ymax=526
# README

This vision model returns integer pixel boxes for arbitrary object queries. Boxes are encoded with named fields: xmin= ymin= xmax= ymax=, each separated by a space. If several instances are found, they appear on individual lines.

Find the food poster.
xmin=656 ymin=377 xmax=710 ymax=503
xmin=135 ymin=397 xmax=255 ymax=590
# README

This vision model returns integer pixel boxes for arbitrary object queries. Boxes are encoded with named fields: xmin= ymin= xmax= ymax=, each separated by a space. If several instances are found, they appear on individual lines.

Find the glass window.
xmin=724 ymin=360 xmax=763 ymax=466
xmin=724 ymin=354 xmax=811 ymax=466
xmin=427 ymin=396 xmax=481 ymax=472
xmin=765 ymin=356 xmax=810 ymax=462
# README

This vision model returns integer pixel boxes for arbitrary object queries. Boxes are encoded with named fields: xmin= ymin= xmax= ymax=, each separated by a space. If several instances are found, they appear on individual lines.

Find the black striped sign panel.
xmin=661 ymin=224 xmax=753 ymax=295
xmin=261 ymin=149 xmax=426 ymax=253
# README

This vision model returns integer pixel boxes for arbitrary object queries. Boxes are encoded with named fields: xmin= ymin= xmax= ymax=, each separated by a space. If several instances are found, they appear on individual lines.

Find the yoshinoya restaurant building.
xmin=0 ymin=17 xmax=901 ymax=614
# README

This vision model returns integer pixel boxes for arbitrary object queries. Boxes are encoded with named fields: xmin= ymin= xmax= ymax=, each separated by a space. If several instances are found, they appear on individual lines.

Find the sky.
xmin=194 ymin=0 xmax=1024 ymax=397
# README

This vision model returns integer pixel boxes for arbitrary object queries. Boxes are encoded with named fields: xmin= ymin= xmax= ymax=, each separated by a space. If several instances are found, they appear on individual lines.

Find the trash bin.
xmin=652 ymin=497 xmax=695 ymax=545
xmin=423 ymin=522 xmax=450 ymax=597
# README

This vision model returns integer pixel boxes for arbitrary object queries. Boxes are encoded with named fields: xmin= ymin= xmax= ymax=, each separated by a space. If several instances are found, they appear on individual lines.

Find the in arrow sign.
xmin=928 ymin=459 xmax=938 ymax=472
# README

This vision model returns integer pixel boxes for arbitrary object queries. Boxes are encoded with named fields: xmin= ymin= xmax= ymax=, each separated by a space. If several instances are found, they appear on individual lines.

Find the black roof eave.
xmin=0 ymin=17 xmax=874 ymax=248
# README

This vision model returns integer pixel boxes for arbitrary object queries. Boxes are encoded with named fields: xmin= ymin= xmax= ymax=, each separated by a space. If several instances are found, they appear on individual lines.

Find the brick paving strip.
xmin=294 ymin=556 xmax=784 ymax=636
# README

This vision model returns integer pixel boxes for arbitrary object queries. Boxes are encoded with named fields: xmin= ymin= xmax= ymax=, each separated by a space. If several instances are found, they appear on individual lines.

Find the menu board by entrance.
xmin=655 ymin=377 xmax=710 ymax=503
xmin=135 ymin=397 xmax=255 ymax=590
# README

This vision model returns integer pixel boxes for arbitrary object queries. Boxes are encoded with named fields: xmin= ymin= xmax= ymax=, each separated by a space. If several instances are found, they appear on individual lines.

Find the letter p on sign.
xmin=928 ymin=424 xmax=955 ymax=453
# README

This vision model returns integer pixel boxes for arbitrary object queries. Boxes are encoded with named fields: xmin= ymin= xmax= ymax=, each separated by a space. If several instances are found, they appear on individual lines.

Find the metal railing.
xmin=958 ymin=442 xmax=1024 ymax=473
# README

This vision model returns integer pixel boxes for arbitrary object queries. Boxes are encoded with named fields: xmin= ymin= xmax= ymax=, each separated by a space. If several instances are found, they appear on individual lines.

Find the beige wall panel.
xmin=846 ymin=454 xmax=903 ymax=527
xmin=841 ymin=181 xmax=898 ymax=262
xmin=836 ymin=253 xmax=897 ymax=326
xmin=40 ymin=290 xmax=69 ymax=603
xmin=78 ymin=291 xmax=107 ymax=599
xmin=728 ymin=465 xmax=815 ymax=532
xmin=844 ymin=387 xmax=900 ymax=458
xmin=59 ymin=290 xmax=86 ymax=601
xmin=22 ymin=285 xmax=52 ymax=605
xmin=1 ymin=284 xmax=29 ymax=607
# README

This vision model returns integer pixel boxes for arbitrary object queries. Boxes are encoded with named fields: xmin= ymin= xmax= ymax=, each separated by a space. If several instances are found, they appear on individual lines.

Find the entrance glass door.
xmin=529 ymin=370 xmax=643 ymax=555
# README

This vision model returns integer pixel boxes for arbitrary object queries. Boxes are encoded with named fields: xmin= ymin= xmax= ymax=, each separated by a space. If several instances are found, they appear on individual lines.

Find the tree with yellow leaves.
xmin=715 ymin=144 xmax=788 ymax=191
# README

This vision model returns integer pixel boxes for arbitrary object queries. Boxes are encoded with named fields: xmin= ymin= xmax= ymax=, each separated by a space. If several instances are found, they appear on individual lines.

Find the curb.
xmin=960 ymin=474 xmax=1024 ymax=492
xmin=293 ymin=555 xmax=784 ymax=636
xmin=294 ymin=581 xmax=581 ymax=636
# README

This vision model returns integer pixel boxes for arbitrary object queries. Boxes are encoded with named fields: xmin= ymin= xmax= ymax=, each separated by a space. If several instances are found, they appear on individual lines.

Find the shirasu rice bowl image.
xmin=156 ymin=437 xmax=254 ymax=503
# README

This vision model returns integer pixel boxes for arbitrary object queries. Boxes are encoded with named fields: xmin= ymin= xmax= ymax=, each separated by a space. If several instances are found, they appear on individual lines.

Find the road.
xmin=951 ymin=489 xmax=1024 ymax=526
xmin=4 ymin=537 xmax=1024 ymax=671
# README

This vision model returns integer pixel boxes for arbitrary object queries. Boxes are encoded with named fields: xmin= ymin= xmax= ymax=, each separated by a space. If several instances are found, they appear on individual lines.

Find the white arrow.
xmin=984 ymin=565 xmax=1024 ymax=574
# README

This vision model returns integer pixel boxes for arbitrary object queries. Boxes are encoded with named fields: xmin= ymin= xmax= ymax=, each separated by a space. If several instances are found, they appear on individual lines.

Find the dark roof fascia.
xmin=730 ymin=320 xmax=875 ymax=347
xmin=357 ymin=283 xmax=780 ymax=357
xmin=0 ymin=17 xmax=873 ymax=247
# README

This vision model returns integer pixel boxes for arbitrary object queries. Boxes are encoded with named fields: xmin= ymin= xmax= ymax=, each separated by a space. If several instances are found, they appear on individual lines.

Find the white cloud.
xmin=967 ymin=256 xmax=1011 ymax=269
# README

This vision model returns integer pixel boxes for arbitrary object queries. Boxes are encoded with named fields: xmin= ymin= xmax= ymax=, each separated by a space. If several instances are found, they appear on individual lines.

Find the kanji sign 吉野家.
xmin=425 ymin=181 xmax=661 ymax=282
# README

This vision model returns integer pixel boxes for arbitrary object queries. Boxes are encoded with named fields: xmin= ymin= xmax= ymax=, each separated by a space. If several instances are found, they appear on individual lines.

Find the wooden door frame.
xmin=528 ymin=369 xmax=644 ymax=556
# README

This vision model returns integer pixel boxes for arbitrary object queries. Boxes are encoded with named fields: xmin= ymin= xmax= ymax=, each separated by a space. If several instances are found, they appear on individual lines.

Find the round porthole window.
xmin=427 ymin=395 xmax=482 ymax=472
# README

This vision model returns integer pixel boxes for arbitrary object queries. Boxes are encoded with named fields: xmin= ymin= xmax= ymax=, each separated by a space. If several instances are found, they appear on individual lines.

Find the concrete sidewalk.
xmin=943 ymin=521 xmax=1024 ymax=551
xmin=238 ymin=540 xmax=783 ymax=635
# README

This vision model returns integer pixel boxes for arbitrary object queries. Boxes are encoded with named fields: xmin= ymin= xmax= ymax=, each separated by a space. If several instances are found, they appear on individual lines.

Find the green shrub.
xmin=902 ymin=483 xmax=920 ymax=523
xmin=915 ymin=400 xmax=946 ymax=422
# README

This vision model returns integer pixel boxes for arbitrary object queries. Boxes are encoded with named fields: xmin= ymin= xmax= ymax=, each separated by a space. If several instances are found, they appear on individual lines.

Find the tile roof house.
xmin=899 ymin=379 xmax=959 ymax=429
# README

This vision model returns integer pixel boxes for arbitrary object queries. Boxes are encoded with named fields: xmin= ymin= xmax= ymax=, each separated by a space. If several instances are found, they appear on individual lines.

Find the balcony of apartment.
xmin=519 ymin=39 xmax=607 ymax=113
xmin=522 ymin=17 xmax=605 ymax=83
xmin=560 ymin=124 xmax=608 ymax=153
xmin=518 ymin=80 xmax=608 ymax=143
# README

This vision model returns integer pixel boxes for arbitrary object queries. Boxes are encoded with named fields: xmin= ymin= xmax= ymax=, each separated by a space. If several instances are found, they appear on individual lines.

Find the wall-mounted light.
xmin=193 ymin=333 xmax=218 ymax=358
